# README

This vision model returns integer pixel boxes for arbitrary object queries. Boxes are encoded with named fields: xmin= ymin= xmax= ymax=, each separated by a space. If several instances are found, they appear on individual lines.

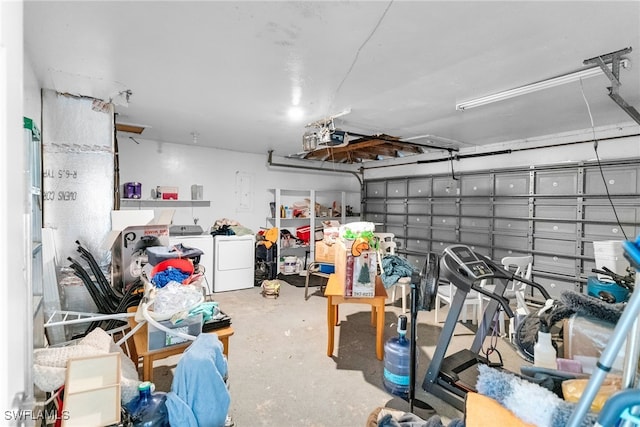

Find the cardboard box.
xmin=104 ymin=210 xmax=175 ymax=289
xmin=147 ymin=313 xmax=203 ymax=352
xmin=334 ymin=240 xmax=377 ymax=297
xmin=315 ymin=241 xmax=336 ymax=263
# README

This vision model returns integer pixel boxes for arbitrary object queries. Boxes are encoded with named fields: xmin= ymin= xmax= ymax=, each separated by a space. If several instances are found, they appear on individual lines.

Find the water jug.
xmin=124 ymin=382 xmax=170 ymax=427
xmin=383 ymin=315 xmax=410 ymax=397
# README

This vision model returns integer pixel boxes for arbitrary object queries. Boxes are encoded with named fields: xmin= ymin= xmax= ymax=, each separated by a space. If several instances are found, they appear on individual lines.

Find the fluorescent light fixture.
xmin=456 ymin=59 xmax=630 ymax=111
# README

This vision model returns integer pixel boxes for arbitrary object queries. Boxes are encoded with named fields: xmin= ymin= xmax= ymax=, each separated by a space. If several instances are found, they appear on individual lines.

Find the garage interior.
xmin=3 ymin=1 xmax=640 ymax=426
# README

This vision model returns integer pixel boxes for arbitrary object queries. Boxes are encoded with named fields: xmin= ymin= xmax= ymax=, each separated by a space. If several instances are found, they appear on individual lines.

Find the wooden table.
xmin=324 ymin=274 xmax=388 ymax=360
xmin=127 ymin=307 xmax=234 ymax=382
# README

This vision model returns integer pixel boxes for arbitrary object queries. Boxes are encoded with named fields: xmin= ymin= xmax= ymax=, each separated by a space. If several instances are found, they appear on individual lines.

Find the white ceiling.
xmin=24 ymin=1 xmax=640 ymax=162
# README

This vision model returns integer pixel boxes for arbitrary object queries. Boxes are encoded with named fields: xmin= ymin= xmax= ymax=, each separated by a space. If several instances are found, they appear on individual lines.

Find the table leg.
xmin=327 ymin=296 xmax=335 ymax=357
xmin=220 ymin=337 xmax=229 ymax=358
xmin=370 ymin=307 xmax=375 ymax=326
xmin=375 ymin=302 xmax=384 ymax=360
xmin=143 ymin=356 xmax=153 ymax=382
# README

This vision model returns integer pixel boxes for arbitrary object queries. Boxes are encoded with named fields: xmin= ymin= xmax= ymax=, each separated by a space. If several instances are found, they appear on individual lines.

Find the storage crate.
xmin=318 ymin=263 xmax=335 ymax=274
xmin=147 ymin=313 xmax=203 ymax=352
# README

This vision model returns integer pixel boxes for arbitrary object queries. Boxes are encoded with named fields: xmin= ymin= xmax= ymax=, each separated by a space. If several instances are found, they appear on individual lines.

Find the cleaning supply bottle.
xmin=383 ymin=315 xmax=410 ymax=397
xmin=124 ymin=382 xmax=170 ymax=427
xmin=534 ymin=319 xmax=557 ymax=370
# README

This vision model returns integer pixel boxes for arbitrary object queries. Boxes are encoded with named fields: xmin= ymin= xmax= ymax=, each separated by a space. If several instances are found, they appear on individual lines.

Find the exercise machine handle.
xmin=511 ymin=275 xmax=551 ymax=300
xmin=470 ymin=283 xmax=514 ymax=318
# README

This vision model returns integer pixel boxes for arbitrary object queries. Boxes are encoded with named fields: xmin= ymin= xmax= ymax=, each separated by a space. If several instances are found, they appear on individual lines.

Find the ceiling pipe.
xmin=267 ymin=150 xmax=363 ymax=186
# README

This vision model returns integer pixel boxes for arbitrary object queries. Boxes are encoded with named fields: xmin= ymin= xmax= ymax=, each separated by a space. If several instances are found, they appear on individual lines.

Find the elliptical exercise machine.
xmin=421 ymin=244 xmax=551 ymax=411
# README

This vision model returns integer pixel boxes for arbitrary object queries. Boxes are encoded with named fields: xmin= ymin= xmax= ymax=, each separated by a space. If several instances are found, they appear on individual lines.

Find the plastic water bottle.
xmin=383 ymin=315 xmax=411 ymax=397
xmin=124 ymin=382 xmax=170 ymax=427
xmin=534 ymin=319 xmax=557 ymax=370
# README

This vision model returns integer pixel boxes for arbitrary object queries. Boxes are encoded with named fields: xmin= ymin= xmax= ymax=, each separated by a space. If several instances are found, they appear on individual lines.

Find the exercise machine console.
xmin=422 ymin=244 xmax=551 ymax=411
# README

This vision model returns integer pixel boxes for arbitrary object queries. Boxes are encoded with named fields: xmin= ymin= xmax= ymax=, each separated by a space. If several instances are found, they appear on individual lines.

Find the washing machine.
xmin=212 ymin=234 xmax=255 ymax=292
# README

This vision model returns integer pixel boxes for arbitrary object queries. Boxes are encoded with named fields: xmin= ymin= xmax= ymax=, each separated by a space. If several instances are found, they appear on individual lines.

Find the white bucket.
xmin=283 ymin=256 xmax=298 ymax=275
xmin=593 ymin=240 xmax=630 ymax=280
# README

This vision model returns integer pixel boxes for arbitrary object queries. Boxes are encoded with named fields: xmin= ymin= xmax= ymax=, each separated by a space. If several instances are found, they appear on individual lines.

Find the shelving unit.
xmin=267 ymin=189 xmax=358 ymax=273
xmin=120 ymin=199 xmax=210 ymax=208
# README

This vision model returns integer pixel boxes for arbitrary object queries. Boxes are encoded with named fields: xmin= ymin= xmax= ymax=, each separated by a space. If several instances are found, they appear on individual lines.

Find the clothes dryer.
xmin=212 ymin=234 xmax=255 ymax=292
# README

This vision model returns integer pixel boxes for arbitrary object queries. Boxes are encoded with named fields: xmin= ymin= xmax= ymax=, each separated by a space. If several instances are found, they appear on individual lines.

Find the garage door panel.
xmin=385 ymin=202 xmax=406 ymax=214
xmin=494 ymin=218 xmax=529 ymax=232
xmin=461 ymin=202 xmax=491 ymax=217
xmin=432 ymin=229 xmax=457 ymax=245
xmin=406 ymin=238 xmax=430 ymax=252
xmin=494 ymin=234 xmax=529 ymax=251
xmin=460 ymin=217 xmax=491 ymax=229
xmin=432 ymin=216 xmax=458 ymax=227
xmin=534 ymin=238 xmax=576 ymax=256
xmin=433 ymin=178 xmax=459 ymax=196
xmin=494 ymin=202 xmax=529 ymax=218
xmin=534 ymin=255 xmax=575 ymax=276
xmin=407 ymin=201 xmax=430 ymax=215
xmin=534 ymin=221 xmax=577 ymax=236
xmin=366 ymin=181 xmax=385 ymax=198
xmin=535 ymin=204 xmax=577 ymax=220
xmin=406 ymin=225 xmax=430 ymax=239
xmin=408 ymin=178 xmax=432 ymax=197
xmin=535 ymin=170 xmax=578 ymax=194
xmin=387 ymin=180 xmax=407 ymax=198
xmin=460 ymin=174 xmax=492 ymax=196
xmin=459 ymin=230 xmax=490 ymax=247
xmin=432 ymin=202 xmax=457 ymax=215
xmin=386 ymin=213 xmax=405 ymax=224
xmin=365 ymin=212 xmax=385 ymax=223
xmin=495 ymin=173 xmax=529 ymax=196
xmin=407 ymin=214 xmax=430 ymax=226
xmin=585 ymin=167 xmax=638 ymax=194
xmin=365 ymin=201 xmax=384 ymax=213
xmin=533 ymin=275 xmax=579 ymax=299
xmin=384 ymin=225 xmax=405 ymax=240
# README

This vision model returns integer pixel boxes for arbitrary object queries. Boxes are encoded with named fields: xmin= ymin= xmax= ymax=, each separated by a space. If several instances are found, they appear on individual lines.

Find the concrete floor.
xmin=151 ymin=277 xmax=530 ymax=427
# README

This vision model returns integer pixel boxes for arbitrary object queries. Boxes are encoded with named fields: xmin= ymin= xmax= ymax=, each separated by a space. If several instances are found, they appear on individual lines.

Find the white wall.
xmin=2 ymin=0 xmax=28 ymax=420
xmin=117 ymin=140 xmax=362 ymax=232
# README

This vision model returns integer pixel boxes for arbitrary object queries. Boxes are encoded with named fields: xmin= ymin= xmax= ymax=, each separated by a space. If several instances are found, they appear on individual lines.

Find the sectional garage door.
xmin=363 ymin=159 xmax=640 ymax=298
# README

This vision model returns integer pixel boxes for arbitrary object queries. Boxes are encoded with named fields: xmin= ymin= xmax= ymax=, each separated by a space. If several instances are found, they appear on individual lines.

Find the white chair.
xmin=434 ymin=281 xmax=482 ymax=325
xmin=479 ymin=255 xmax=533 ymax=340
xmin=374 ymin=233 xmax=411 ymax=313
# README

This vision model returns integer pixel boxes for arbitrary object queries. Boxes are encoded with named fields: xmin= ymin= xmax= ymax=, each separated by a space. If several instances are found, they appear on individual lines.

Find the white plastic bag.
xmin=150 ymin=281 xmax=204 ymax=321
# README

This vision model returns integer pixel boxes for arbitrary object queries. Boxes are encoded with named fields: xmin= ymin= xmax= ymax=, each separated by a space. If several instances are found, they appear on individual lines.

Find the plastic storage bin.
xmin=147 ymin=313 xmax=203 ymax=352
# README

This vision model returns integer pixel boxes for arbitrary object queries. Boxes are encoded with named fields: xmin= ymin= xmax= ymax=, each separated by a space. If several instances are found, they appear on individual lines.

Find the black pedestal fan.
xmin=407 ymin=252 xmax=440 ymax=413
